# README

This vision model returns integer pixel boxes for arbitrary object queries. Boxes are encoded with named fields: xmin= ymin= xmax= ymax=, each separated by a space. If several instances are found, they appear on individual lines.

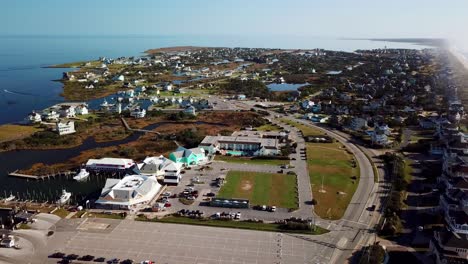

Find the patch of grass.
xmin=52 ymin=208 xmax=70 ymax=218
xmin=279 ymin=118 xmax=325 ymax=136
xmin=307 ymin=142 xmax=359 ymax=220
xmin=139 ymin=216 xmax=328 ymax=235
xmin=88 ymin=212 xmax=126 ymax=219
xmin=18 ymin=223 xmax=31 ymax=229
xmin=72 ymin=211 xmax=86 ymax=218
xmin=215 ymin=155 xmax=288 ymax=166
xmin=256 ymin=123 xmax=281 ymax=131
xmin=0 ymin=124 xmax=41 ymax=143
xmin=403 ymin=158 xmax=413 ymax=184
xmin=218 ymin=171 xmax=298 ymax=209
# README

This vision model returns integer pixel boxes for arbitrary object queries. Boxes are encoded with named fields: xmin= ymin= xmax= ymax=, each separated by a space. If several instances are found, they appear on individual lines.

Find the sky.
xmin=1 ymin=0 xmax=467 ymax=48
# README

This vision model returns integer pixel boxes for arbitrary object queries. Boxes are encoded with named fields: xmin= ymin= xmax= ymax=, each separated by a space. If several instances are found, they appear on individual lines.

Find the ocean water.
xmin=0 ymin=35 xmax=432 ymax=125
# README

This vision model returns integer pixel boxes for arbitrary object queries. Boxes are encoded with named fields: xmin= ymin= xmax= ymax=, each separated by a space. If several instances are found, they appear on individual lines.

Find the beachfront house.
xmin=56 ymin=120 xmax=76 ymax=135
xmin=169 ymin=147 xmax=207 ymax=167
xmin=95 ymin=174 xmax=162 ymax=210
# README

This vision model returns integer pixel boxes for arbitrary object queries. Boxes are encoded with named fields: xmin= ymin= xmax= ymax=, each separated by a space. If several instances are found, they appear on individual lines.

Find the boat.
xmin=4 ymin=195 xmax=15 ymax=202
xmin=100 ymin=99 xmax=110 ymax=108
xmin=73 ymin=168 xmax=90 ymax=181
xmin=57 ymin=190 xmax=71 ymax=205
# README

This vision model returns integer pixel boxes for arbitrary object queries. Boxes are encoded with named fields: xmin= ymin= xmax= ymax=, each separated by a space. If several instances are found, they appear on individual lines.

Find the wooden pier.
xmin=120 ymin=117 xmax=161 ymax=135
xmin=9 ymin=170 xmax=73 ymax=180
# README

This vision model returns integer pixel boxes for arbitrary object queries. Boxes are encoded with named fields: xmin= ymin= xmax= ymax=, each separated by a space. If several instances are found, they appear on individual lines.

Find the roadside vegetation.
xmin=379 ymin=153 xmax=409 ymax=237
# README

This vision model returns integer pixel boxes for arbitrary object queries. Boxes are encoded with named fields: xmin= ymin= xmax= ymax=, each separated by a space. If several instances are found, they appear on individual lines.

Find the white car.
xmin=235 ymin=212 xmax=241 ymax=219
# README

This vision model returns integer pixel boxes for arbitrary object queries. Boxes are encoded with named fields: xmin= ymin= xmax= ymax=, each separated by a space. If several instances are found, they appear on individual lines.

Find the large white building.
xmin=199 ymin=135 xmax=279 ymax=156
xmin=139 ymin=156 xmax=183 ymax=184
xmin=95 ymin=175 xmax=162 ymax=210
xmin=86 ymin=157 xmax=138 ymax=173
xmin=56 ymin=121 xmax=76 ymax=135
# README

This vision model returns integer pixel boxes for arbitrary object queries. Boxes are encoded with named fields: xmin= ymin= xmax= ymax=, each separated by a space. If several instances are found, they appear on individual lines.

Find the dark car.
xmin=367 ymin=205 xmax=376 ymax=211
xmin=79 ymin=255 xmax=95 ymax=261
xmin=48 ymin=252 xmax=66 ymax=258
xmin=65 ymin=254 xmax=79 ymax=260
xmin=120 ymin=259 xmax=134 ymax=264
xmin=95 ymin=257 xmax=106 ymax=262
xmin=107 ymin=258 xmax=120 ymax=264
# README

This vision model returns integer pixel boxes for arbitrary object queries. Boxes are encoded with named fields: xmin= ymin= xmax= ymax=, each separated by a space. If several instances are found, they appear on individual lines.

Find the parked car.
xmin=94 ymin=257 xmax=106 ymax=262
xmin=79 ymin=255 xmax=95 ymax=261
xmin=107 ymin=258 xmax=120 ymax=264
xmin=235 ymin=212 xmax=241 ymax=219
xmin=49 ymin=252 xmax=66 ymax=259
xmin=269 ymin=206 xmax=277 ymax=212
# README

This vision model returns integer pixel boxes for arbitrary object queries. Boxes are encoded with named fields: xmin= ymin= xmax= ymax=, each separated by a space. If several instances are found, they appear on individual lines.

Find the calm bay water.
xmin=0 ymin=35 xmax=432 ymax=203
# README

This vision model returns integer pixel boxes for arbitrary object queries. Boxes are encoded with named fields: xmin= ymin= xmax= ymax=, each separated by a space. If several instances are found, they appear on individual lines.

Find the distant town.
xmin=1 ymin=44 xmax=467 ymax=264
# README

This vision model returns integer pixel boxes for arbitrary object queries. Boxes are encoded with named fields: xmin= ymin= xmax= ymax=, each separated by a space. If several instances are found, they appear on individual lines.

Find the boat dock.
xmin=9 ymin=170 xmax=74 ymax=180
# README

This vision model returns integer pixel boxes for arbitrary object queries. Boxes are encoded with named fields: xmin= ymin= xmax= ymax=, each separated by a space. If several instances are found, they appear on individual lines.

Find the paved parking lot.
xmin=47 ymin=218 xmax=334 ymax=264
xmin=159 ymin=161 xmax=308 ymax=221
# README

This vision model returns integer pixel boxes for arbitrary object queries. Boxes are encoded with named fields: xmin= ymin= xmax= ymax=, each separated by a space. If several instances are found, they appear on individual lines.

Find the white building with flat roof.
xmin=95 ymin=175 xmax=162 ymax=210
xmin=199 ymin=134 xmax=279 ymax=156
xmin=86 ymin=157 xmax=137 ymax=172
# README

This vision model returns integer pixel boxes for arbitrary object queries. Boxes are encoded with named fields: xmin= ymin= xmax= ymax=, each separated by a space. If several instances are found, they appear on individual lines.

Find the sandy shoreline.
xmin=448 ymin=47 xmax=468 ymax=70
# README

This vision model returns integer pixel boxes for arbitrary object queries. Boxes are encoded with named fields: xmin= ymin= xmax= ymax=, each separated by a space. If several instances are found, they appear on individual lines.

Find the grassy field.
xmin=0 ymin=124 xmax=41 ymax=143
xmin=218 ymin=171 xmax=298 ymax=209
xmin=215 ymin=155 xmax=288 ymax=166
xmin=138 ymin=216 xmax=328 ymax=235
xmin=256 ymin=123 xmax=281 ymax=131
xmin=307 ymin=142 xmax=359 ymax=219
xmin=279 ymin=118 xmax=325 ymax=136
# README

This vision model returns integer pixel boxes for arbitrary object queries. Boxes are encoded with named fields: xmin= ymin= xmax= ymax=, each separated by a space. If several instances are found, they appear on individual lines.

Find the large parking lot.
xmin=47 ymin=218 xmax=335 ymax=264
xmin=158 ymin=161 xmax=303 ymax=221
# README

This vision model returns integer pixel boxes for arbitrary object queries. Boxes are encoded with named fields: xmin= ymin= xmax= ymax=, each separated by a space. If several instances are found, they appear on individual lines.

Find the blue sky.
xmin=1 ymin=0 xmax=467 ymax=45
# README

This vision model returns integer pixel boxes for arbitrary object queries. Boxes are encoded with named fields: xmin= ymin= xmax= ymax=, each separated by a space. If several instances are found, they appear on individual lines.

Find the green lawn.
xmin=307 ymin=142 xmax=359 ymax=219
xmin=256 ymin=123 xmax=282 ymax=131
xmin=279 ymin=118 xmax=325 ymax=136
xmin=138 ymin=216 xmax=328 ymax=235
xmin=218 ymin=171 xmax=298 ymax=209
xmin=52 ymin=208 xmax=70 ymax=218
xmin=215 ymin=155 xmax=288 ymax=166
xmin=88 ymin=212 xmax=126 ymax=219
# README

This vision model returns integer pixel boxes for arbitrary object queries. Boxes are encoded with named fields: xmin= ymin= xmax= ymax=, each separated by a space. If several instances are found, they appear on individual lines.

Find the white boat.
xmin=100 ymin=99 xmax=110 ymax=108
xmin=73 ymin=168 xmax=90 ymax=181
xmin=57 ymin=190 xmax=71 ymax=205
xmin=4 ymin=195 xmax=15 ymax=202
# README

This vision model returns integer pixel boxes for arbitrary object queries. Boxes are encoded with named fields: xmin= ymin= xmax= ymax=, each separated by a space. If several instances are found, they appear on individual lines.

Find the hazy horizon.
xmin=2 ymin=0 xmax=467 ymax=51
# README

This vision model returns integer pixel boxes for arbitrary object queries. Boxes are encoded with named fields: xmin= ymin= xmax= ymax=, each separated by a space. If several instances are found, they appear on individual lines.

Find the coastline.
xmin=448 ymin=47 xmax=468 ymax=71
